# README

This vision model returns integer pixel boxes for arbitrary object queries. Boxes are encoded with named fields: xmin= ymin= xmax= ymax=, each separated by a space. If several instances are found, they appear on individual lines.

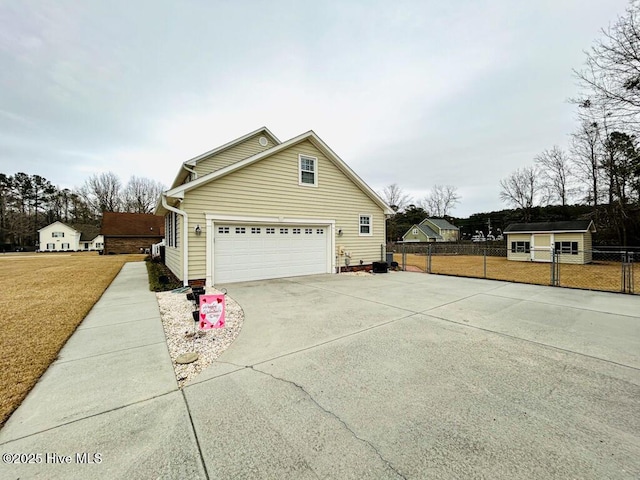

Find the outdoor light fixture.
xmin=338 ymin=229 xmax=343 ymax=236
xmin=194 ymin=225 xmax=202 ymax=235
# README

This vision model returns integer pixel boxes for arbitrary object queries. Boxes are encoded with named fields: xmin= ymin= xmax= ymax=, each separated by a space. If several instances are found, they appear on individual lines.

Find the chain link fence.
xmin=391 ymin=243 xmax=637 ymax=294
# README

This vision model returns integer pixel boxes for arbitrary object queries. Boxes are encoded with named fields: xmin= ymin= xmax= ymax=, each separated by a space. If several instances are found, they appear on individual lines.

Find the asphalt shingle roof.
xmin=100 ymin=212 xmax=165 ymax=236
xmin=503 ymin=220 xmax=595 ymax=233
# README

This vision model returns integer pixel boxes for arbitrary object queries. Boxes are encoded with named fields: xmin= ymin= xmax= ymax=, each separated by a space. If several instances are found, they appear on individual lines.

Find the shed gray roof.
xmin=420 ymin=218 xmax=459 ymax=231
xmin=503 ymin=220 xmax=595 ymax=233
xmin=417 ymin=224 xmax=443 ymax=240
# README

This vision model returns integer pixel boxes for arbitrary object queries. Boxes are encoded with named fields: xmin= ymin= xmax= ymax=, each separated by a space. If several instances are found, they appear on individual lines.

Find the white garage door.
xmin=214 ymin=225 xmax=329 ymax=283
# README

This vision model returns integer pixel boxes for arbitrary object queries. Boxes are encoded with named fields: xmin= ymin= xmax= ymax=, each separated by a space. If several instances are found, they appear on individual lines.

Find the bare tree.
xmin=571 ymin=119 xmax=604 ymax=209
xmin=80 ymin=172 xmax=122 ymax=214
xmin=123 ymin=176 xmax=165 ymax=214
xmin=420 ymin=185 xmax=460 ymax=217
xmin=534 ymin=146 xmax=574 ymax=206
xmin=380 ymin=183 xmax=412 ymax=212
xmin=499 ymin=166 xmax=540 ymax=222
xmin=574 ymin=2 xmax=640 ymax=127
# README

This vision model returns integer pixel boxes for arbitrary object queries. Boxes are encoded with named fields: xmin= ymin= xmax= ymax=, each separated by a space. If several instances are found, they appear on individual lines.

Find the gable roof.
xmin=420 ymin=218 xmax=458 ymax=231
xmin=37 ymin=221 xmax=77 ymax=233
xmin=169 ymin=127 xmax=281 ymax=190
xmin=503 ymin=220 xmax=596 ymax=234
xmin=161 ymin=130 xmax=393 ymax=215
xmin=403 ymin=223 xmax=443 ymax=240
xmin=101 ymin=212 xmax=165 ymax=237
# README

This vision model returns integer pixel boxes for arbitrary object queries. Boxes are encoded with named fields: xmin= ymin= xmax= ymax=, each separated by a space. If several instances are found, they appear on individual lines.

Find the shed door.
xmin=214 ymin=225 xmax=329 ymax=283
xmin=532 ymin=234 xmax=551 ymax=262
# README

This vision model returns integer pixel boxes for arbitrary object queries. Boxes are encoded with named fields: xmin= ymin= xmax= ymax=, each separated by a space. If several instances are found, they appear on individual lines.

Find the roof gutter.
xmin=162 ymin=193 xmax=189 ymax=286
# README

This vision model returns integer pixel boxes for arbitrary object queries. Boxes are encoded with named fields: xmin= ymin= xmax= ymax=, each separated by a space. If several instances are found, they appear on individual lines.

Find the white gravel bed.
xmin=156 ymin=288 xmax=244 ymax=388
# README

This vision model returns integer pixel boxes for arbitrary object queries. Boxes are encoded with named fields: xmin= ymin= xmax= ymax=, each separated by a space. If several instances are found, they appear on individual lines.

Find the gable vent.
xmin=258 ymin=136 xmax=268 ymax=147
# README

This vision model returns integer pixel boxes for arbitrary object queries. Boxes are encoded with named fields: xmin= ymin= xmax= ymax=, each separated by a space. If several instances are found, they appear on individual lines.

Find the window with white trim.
xmin=266 ymin=228 xmax=275 ymax=234
xmin=510 ymin=241 xmax=530 ymax=253
xmin=299 ymin=155 xmax=317 ymax=186
xmin=61 ymin=243 xmax=70 ymax=249
xmin=412 ymin=228 xmax=418 ymax=235
xmin=359 ymin=215 xmax=372 ymax=236
xmin=251 ymin=227 xmax=261 ymax=234
xmin=280 ymin=228 xmax=288 ymax=234
xmin=52 ymin=232 xmax=64 ymax=238
xmin=305 ymin=228 xmax=313 ymax=234
xmin=218 ymin=227 xmax=229 ymax=234
xmin=46 ymin=243 xmax=55 ymax=250
xmin=235 ymin=227 xmax=246 ymax=234
xmin=316 ymin=228 xmax=324 ymax=234
xmin=554 ymin=241 xmax=578 ymax=255
xmin=165 ymin=212 xmax=179 ymax=247
xmin=293 ymin=228 xmax=301 ymax=234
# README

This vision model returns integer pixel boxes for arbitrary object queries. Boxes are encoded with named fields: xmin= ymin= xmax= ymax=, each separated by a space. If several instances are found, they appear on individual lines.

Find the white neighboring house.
xmin=38 ymin=221 xmax=104 ymax=252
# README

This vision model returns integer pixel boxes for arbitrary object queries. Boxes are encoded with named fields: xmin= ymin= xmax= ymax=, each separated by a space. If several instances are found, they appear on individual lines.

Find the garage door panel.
xmin=214 ymin=225 xmax=328 ymax=283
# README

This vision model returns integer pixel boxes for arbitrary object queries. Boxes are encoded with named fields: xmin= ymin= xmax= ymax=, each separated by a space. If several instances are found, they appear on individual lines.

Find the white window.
xmin=293 ymin=228 xmax=301 ymax=234
xmin=359 ymin=215 xmax=372 ymax=236
xmin=316 ymin=229 xmax=324 ymax=235
xmin=280 ymin=228 xmax=289 ymax=234
xmin=46 ymin=243 xmax=55 ymax=250
xmin=235 ymin=227 xmax=246 ymax=234
xmin=61 ymin=243 xmax=70 ymax=250
xmin=266 ymin=228 xmax=275 ymax=234
xmin=165 ymin=213 xmax=178 ymax=247
xmin=251 ymin=227 xmax=261 ymax=234
xmin=305 ymin=228 xmax=313 ymax=234
xmin=96 ymin=243 xmax=103 ymax=249
xmin=413 ymin=228 xmax=418 ymax=235
xmin=218 ymin=227 xmax=230 ymax=234
xmin=299 ymin=155 xmax=317 ymax=186
xmin=52 ymin=232 xmax=64 ymax=238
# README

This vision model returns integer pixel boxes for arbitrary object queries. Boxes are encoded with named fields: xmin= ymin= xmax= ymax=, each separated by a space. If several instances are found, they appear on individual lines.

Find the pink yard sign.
xmin=199 ymin=294 xmax=225 ymax=330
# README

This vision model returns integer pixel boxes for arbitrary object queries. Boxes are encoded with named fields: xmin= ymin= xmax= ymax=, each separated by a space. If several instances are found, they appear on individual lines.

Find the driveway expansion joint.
xmin=249 ymin=366 xmax=407 ymax=480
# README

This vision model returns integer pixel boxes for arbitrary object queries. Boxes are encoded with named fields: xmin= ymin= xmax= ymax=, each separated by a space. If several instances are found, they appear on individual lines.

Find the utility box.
xmin=386 ymin=253 xmax=394 ymax=264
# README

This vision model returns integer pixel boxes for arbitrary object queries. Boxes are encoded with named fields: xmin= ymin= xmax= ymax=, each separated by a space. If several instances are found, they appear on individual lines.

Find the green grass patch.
xmin=146 ymin=259 xmax=183 ymax=291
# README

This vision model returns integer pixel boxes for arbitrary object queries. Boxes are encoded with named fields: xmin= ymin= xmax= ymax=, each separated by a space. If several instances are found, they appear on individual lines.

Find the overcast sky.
xmin=0 ymin=0 xmax=630 ymax=217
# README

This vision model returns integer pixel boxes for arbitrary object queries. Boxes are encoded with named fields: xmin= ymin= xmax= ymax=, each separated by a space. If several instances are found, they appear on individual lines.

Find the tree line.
xmin=499 ymin=2 xmax=640 ymax=245
xmin=0 ymin=172 xmax=165 ymax=249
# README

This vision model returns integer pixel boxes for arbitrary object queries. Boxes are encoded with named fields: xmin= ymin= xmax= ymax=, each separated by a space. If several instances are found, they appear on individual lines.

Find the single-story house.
xmin=38 ymin=221 xmax=104 ymax=252
xmin=503 ymin=220 xmax=596 ymax=264
xmin=402 ymin=218 xmax=459 ymax=243
xmin=155 ymin=127 xmax=393 ymax=286
xmin=101 ymin=212 xmax=164 ymax=254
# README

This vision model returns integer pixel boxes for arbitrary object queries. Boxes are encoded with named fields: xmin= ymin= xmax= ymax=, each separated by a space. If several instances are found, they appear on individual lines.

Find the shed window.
xmin=555 ymin=241 xmax=578 ymax=255
xmin=511 ymin=241 xmax=530 ymax=253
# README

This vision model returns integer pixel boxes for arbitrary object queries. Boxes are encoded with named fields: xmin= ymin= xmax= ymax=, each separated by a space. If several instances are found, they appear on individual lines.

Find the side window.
xmin=299 ymin=155 xmax=317 ymax=186
xmin=359 ymin=214 xmax=372 ymax=236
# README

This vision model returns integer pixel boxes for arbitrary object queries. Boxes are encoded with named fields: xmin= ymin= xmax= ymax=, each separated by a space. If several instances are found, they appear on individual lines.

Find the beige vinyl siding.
xmin=182 ymin=140 xmax=385 ymax=280
xmin=164 ymin=215 xmax=183 ymax=280
xmin=507 ymin=234 xmax=531 ymax=261
xmin=554 ymin=232 xmax=588 ymax=264
xmin=194 ymin=134 xmax=276 ymax=177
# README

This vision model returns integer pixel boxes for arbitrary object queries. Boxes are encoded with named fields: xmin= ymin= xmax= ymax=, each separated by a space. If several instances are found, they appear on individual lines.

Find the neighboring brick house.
xmin=100 ymin=212 xmax=164 ymax=254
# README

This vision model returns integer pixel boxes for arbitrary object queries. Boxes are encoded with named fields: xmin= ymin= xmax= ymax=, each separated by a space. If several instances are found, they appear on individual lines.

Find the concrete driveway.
xmin=189 ymin=272 xmax=640 ymax=479
xmin=2 ymin=266 xmax=639 ymax=479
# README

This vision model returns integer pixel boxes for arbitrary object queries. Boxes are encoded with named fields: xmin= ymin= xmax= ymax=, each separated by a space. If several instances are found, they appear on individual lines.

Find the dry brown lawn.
xmin=394 ymin=253 xmax=639 ymax=294
xmin=0 ymin=252 xmax=145 ymax=427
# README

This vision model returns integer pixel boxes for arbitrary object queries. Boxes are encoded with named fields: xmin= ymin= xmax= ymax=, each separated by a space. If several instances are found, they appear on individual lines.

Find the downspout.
xmin=162 ymin=193 xmax=189 ymax=286
xmin=183 ymin=163 xmax=198 ymax=180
